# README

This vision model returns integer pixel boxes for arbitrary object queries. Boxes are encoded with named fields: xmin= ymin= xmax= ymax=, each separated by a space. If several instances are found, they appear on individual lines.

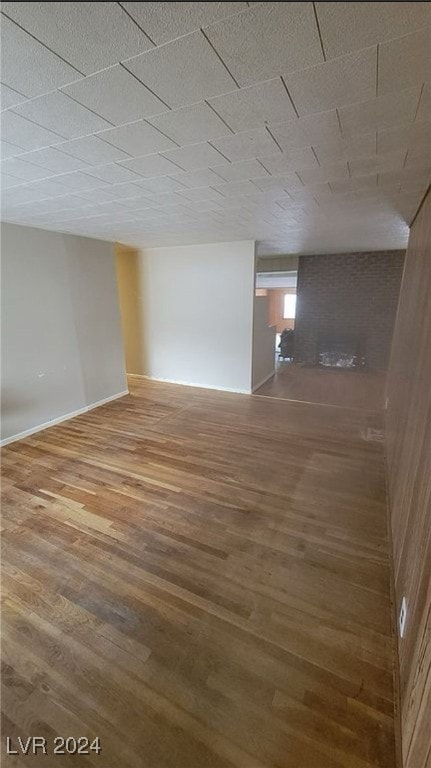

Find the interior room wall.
xmin=385 ymin=189 xmax=430 ymax=768
xmin=252 ymin=294 xmax=275 ymax=391
xmin=1 ymin=223 xmax=127 ymax=445
xmin=294 ymin=251 xmax=405 ymax=369
xmin=116 ymin=240 xmax=256 ymax=393
xmin=256 ymin=255 xmax=299 ymax=273
xmin=115 ymin=244 xmax=146 ymax=376
xmin=268 ymin=287 xmax=296 ymax=332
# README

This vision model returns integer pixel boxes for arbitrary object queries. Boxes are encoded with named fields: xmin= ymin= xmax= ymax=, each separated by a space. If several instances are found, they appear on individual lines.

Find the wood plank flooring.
xmin=1 ymin=376 xmax=397 ymax=767
xmin=255 ymin=363 xmax=386 ymax=411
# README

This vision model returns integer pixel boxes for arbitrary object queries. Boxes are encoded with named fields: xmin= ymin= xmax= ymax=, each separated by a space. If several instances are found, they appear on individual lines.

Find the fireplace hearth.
xmin=316 ymin=333 xmax=366 ymax=370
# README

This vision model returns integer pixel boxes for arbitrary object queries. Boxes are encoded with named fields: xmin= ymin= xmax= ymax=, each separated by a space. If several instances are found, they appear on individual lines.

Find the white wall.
xmin=252 ymin=295 xmax=276 ymax=391
xmin=1 ymin=223 xmax=127 ymax=445
xmin=116 ymin=240 xmax=256 ymax=393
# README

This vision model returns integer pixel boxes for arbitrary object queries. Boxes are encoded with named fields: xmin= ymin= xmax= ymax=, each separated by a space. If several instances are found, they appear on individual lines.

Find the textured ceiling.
xmin=0 ymin=2 xmax=430 ymax=256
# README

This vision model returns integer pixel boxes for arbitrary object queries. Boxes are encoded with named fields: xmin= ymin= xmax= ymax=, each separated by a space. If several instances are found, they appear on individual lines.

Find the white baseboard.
xmin=0 ymin=390 xmax=129 ymax=447
xmin=252 ymin=371 xmax=275 ymax=392
xmin=127 ymin=373 xmax=251 ymax=395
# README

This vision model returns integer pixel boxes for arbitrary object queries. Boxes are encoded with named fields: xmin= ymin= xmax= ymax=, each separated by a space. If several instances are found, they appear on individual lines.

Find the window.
xmin=283 ymin=293 xmax=297 ymax=319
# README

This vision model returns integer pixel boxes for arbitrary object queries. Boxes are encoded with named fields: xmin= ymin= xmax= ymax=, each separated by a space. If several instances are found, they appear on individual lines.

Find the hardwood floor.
xmin=255 ymin=362 xmax=387 ymax=411
xmin=1 ymin=376 xmax=397 ymax=767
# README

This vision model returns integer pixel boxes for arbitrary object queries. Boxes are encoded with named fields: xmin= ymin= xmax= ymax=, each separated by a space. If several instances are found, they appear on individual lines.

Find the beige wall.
xmin=115 ymin=244 xmax=146 ymax=376
xmin=1 ymin=223 xmax=127 ymax=444
xmin=115 ymin=240 xmax=256 ymax=393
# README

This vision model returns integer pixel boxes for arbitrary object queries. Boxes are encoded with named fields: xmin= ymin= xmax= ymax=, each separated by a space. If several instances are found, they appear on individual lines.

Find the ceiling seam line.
xmin=206 ymin=141 xmax=232 ymax=164
xmin=116 ymin=2 xmax=157 ymax=47
xmin=203 ymin=100 xmax=235 ymax=134
xmin=200 ymin=29 xmax=241 ymax=90
xmin=265 ymin=126 xmax=284 ymax=154
xmin=142 ymin=119 xmax=181 ymax=148
xmin=279 ymin=76 xmax=300 ymax=119
xmin=55 ymin=90 xmax=116 ymax=127
xmin=119 ymin=63 xmax=173 ymax=111
xmin=375 ymin=44 xmax=379 ymax=98
xmin=413 ymin=83 xmax=425 ymax=122
xmin=7 ymin=109 xmax=69 ymax=140
xmin=0 ymin=11 xmax=85 ymax=76
xmin=312 ymin=3 xmax=327 ymax=62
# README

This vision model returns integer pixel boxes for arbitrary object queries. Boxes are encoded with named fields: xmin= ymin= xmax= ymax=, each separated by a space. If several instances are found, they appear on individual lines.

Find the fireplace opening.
xmin=316 ymin=333 xmax=366 ymax=370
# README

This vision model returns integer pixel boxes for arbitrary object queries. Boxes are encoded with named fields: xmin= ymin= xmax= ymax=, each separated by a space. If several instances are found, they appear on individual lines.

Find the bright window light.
xmin=283 ymin=293 xmax=297 ymax=319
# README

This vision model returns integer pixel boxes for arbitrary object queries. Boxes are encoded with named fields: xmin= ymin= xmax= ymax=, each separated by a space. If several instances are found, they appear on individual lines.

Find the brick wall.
xmin=294 ymin=251 xmax=405 ymax=370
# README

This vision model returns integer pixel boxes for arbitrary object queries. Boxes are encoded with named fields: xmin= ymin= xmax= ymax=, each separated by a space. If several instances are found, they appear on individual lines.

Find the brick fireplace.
xmin=294 ymin=251 xmax=405 ymax=370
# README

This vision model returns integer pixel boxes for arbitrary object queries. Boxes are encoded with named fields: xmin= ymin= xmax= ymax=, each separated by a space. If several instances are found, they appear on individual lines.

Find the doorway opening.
xmin=255 ymin=270 xmax=298 ymax=365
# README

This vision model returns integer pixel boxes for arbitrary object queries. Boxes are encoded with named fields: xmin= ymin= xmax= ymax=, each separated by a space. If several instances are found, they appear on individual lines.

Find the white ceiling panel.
xmin=118 ymin=153 xmax=182 ymax=178
xmin=269 ymin=111 xmax=341 ymax=151
xmin=3 ymin=185 xmax=49 ymax=206
xmin=1 ymin=1 xmax=427 ymax=254
xmin=211 ymin=159 xmax=269 ymax=183
xmin=12 ymin=92 xmax=111 ymax=139
xmin=404 ymin=147 xmax=431 ymax=170
xmin=134 ymin=176 xmax=187 ymax=196
xmin=160 ymin=142 xmax=229 ymax=172
xmin=377 ymin=121 xmax=431 ymax=156
xmin=47 ymin=171 xmax=108 ymax=192
xmin=145 ymin=192 xmax=184 ymax=208
xmin=18 ymin=147 xmax=89 ymax=173
xmin=214 ymin=180 xmax=263 ymax=198
xmin=102 ymin=182 xmax=146 ymax=200
xmin=205 ymin=3 xmax=323 ymax=87
xmin=1 ymin=173 xmax=21 ymax=189
xmin=123 ymin=32 xmax=237 ymax=109
xmin=181 ymin=199 xmax=224 ymax=213
xmin=0 ymin=139 xmax=27 ymax=159
xmin=97 ymin=120 xmax=177 ymax=157
xmin=83 ymin=163 xmax=142 ymax=185
xmin=56 ymin=136 xmax=131 ymax=165
xmin=349 ymin=151 xmax=406 ymax=178
xmin=211 ymin=129 xmax=280 ymax=162
xmin=378 ymin=29 xmax=431 ymax=95
xmin=259 ymin=148 xmax=319 ymax=174
xmin=208 ymin=78 xmax=297 ymax=132
xmin=338 ymin=86 xmax=422 ymax=138
xmin=70 ymin=187 xmax=122 ymax=204
xmin=61 ymin=65 xmax=168 ymax=125
xmin=0 ymin=15 xmax=80 ymax=98
xmin=170 ymin=168 xmax=225 ymax=189
xmin=1 ymin=157 xmax=55 ymax=182
xmin=177 ymin=186 xmax=225 ymax=202
xmin=253 ymin=174 xmax=304 ymax=193
xmin=121 ymin=3 xmax=247 ymax=46
xmin=316 ymin=2 xmax=430 ymax=59
xmin=297 ymin=162 xmax=350 ymax=185
xmin=115 ymin=197 xmax=156 ymax=211
xmin=29 ymin=177 xmax=86 ymax=198
xmin=0 ymin=83 xmax=27 ymax=110
xmin=313 ymin=133 xmax=377 ymax=165
xmin=1 ymin=111 xmax=65 ymax=150
xmin=330 ymin=176 xmax=378 ymax=194
xmin=147 ymin=102 xmax=231 ymax=146
xmin=284 ymin=47 xmax=377 ymax=116
xmin=1 ymin=2 xmax=154 ymax=74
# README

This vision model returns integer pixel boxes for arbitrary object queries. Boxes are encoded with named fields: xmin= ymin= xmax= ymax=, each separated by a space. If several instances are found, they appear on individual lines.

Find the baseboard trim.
xmin=0 ymin=390 xmax=129 ymax=447
xmin=252 ymin=371 xmax=275 ymax=392
xmin=127 ymin=373 xmax=251 ymax=395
